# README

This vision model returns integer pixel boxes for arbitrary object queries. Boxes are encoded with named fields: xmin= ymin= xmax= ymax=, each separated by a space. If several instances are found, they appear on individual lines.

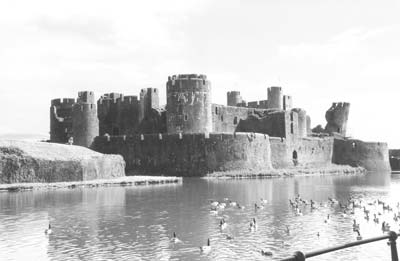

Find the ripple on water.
xmin=0 ymin=173 xmax=399 ymax=260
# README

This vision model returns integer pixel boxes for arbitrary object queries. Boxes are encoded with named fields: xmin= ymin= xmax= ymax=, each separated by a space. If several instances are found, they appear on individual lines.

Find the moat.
xmin=1 ymin=172 xmax=398 ymax=261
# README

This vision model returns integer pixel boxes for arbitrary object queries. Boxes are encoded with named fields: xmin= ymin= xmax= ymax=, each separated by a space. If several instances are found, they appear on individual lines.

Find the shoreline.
xmin=204 ymin=165 xmax=366 ymax=179
xmin=0 ymin=176 xmax=182 ymax=192
xmin=0 ymin=165 xmax=366 ymax=192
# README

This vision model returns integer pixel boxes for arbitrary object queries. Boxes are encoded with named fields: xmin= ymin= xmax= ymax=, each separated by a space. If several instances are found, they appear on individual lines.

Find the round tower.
xmin=50 ymin=98 xmax=75 ymax=143
xmin=227 ymin=91 xmax=242 ymax=106
xmin=267 ymin=86 xmax=283 ymax=110
xmin=166 ymin=74 xmax=212 ymax=133
xmin=292 ymin=108 xmax=307 ymax=138
xmin=72 ymin=91 xmax=99 ymax=147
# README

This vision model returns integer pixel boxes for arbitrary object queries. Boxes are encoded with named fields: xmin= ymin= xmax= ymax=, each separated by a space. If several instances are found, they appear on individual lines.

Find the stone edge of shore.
xmin=0 ymin=176 xmax=182 ymax=192
xmin=204 ymin=165 xmax=367 ymax=179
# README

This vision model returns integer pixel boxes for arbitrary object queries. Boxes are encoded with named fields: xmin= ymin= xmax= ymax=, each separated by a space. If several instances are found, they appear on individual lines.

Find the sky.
xmin=1 ymin=0 xmax=400 ymax=147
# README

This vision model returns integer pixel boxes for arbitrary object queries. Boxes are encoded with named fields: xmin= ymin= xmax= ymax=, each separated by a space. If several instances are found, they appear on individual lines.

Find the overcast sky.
xmin=1 ymin=0 xmax=400 ymax=147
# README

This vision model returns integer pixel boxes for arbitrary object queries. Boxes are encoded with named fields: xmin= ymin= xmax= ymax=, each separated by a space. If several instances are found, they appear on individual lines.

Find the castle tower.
xmin=306 ymin=115 xmax=311 ymax=136
xmin=291 ymin=108 xmax=307 ymax=138
xmin=50 ymin=98 xmax=75 ymax=143
xmin=166 ymin=74 xmax=212 ymax=133
xmin=283 ymin=95 xmax=292 ymax=110
xmin=267 ymin=86 xmax=283 ymax=110
xmin=139 ymin=88 xmax=159 ymax=122
xmin=227 ymin=91 xmax=242 ymax=106
xmin=97 ymin=93 xmax=123 ymax=136
xmin=72 ymin=91 xmax=99 ymax=147
xmin=325 ymin=102 xmax=350 ymax=136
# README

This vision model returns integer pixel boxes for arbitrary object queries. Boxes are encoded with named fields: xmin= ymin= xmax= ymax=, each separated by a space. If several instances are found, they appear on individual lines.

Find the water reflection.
xmin=0 ymin=172 xmax=398 ymax=260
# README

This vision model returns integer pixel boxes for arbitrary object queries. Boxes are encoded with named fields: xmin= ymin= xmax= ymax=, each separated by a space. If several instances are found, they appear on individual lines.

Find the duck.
xmin=237 ymin=203 xmax=245 ymax=210
xmin=355 ymin=229 xmax=362 ymax=240
xmin=341 ymin=211 xmax=348 ymax=218
xmin=210 ymin=201 xmax=219 ymax=207
xmin=217 ymin=203 xmax=226 ymax=210
xmin=296 ymin=208 xmax=303 ymax=216
xmin=229 ymin=200 xmax=237 ymax=207
xmin=285 ymin=225 xmax=290 ymax=235
xmin=324 ymin=214 xmax=330 ymax=223
xmin=261 ymin=249 xmax=273 ymax=256
xmin=260 ymin=198 xmax=268 ymax=205
xmin=373 ymin=214 xmax=380 ymax=224
xmin=219 ymin=219 xmax=228 ymax=230
xmin=353 ymin=219 xmax=360 ymax=230
xmin=249 ymin=218 xmax=257 ymax=231
xmin=200 ymin=238 xmax=211 ymax=253
xmin=225 ymin=234 xmax=234 ymax=240
xmin=382 ymin=221 xmax=390 ymax=232
xmin=44 ymin=223 xmax=52 ymax=235
xmin=171 ymin=232 xmax=182 ymax=244
xmin=210 ymin=208 xmax=218 ymax=215
xmin=255 ymin=203 xmax=264 ymax=211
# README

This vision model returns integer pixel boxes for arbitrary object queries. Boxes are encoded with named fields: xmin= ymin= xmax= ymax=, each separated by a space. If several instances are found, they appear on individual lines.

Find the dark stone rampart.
xmin=92 ymin=133 xmax=273 ymax=176
xmin=333 ymin=139 xmax=390 ymax=171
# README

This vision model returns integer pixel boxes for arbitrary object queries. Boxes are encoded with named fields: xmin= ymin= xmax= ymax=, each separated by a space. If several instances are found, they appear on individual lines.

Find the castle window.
xmin=290 ymin=123 xmax=294 ymax=134
xmin=178 ymin=104 xmax=183 ymax=114
xmin=215 ymin=107 xmax=218 ymax=115
xmin=290 ymin=112 xmax=294 ymax=121
xmin=221 ymin=115 xmax=224 ymax=122
xmin=234 ymin=116 xmax=238 ymax=125
xmin=184 ymin=114 xmax=188 ymax=121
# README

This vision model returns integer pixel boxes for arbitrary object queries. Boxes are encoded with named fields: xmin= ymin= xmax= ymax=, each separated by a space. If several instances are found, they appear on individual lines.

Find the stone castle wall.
xmin=91 ymin=133 xmax=336 ymax=176
xmin=269 ymin=137 xmax=334 ymax=168
xmin=333 ymin=139 xmax=391 ymax=171
xmin=92 ymin=133 xmax=273 ymax=176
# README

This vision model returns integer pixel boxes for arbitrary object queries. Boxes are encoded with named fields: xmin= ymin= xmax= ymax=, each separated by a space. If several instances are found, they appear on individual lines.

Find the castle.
xmin=50 ymin=74 xmax=390 ymax=176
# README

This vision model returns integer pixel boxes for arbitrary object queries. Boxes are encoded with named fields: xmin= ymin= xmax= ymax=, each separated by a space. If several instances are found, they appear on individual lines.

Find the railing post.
xmin=293 ymin=251 xmax=306 ymax=261
xmin=388 ymin=231 xmax=399 ymax=261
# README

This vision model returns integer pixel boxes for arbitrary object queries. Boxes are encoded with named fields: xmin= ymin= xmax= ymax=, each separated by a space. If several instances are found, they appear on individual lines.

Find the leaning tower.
xmin=166 ymin=74 xmax=212 ymax=133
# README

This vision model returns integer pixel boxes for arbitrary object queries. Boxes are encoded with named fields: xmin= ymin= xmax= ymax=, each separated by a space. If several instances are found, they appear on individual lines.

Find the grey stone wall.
xmin=0 ymin=141 xmax=125 ymax=183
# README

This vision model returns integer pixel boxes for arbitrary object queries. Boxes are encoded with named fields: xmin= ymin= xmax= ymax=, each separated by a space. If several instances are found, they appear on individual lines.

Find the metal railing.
xmin=281 ymin=231 xmax=398 ymax=261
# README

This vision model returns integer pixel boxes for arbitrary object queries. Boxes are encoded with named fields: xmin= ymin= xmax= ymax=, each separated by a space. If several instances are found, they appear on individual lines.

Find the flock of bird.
xmin=288 ymin=194 xmax=400 ymax=242
xmin=43 ymin=194 xmax=400 ymax=258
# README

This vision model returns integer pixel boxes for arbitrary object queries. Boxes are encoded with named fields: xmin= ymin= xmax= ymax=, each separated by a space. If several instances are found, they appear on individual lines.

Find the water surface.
xmin=1 ymin=172 xmax=399 ymax=260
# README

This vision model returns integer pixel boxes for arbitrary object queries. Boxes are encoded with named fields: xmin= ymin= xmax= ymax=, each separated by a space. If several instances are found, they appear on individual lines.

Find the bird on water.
xmin=200 ymin=238 xmax=211 ymax=253
xmin=45 ymin=223 xmax=52 ymax=235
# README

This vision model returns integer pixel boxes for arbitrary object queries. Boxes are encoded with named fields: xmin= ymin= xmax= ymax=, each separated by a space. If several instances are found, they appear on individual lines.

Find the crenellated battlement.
xmin=98 ymin=93 xmax=138 ymax=105
xmin=51 ymin=98 xmax=75 ymax=106
xmin=168 ymin=74 xmax=207 ymax=81
xmin=77 ymin=91 xmax=95 ymax=104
